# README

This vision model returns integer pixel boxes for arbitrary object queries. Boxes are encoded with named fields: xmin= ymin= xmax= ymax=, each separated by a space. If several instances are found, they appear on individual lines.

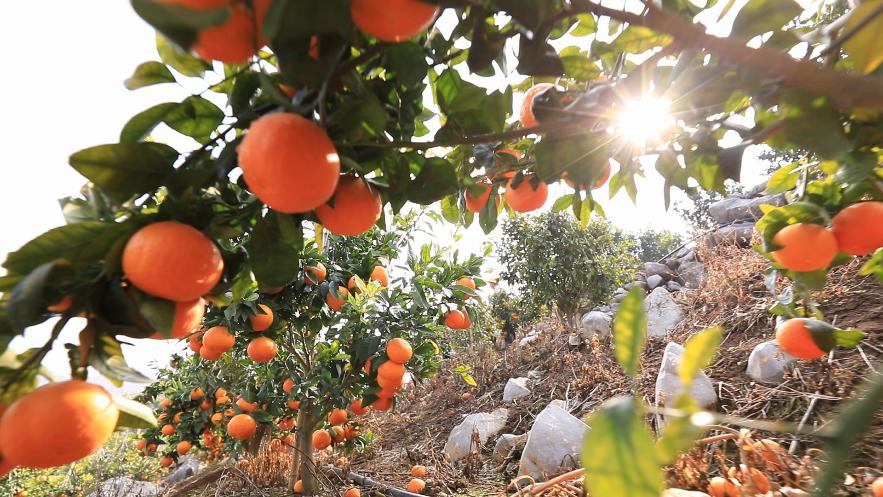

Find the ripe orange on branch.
xmin=444 ymin=309 xmax=469 ymax=329
xmin=176 ymin=441 xmax=192 ymax=455
xmin=239 ymin=113 xmax=341 ymax=213
xmin=505 ymin=174 xmax=548 ymax=213
xmin=562 ymin=161 xmax=612 ymax=190
xmin=831 ymin=201 xmax=883 ymax=255
xmin=162 ymin=424 xmax=176 ymax=436
xmin=150 ymin=298 xmax=206 ymax=340
xmin=350 ymin=399 xmax=369 ymax=416
xmin=315 ymin=175 xmax=383 ymax=236
xmin=776 ymin=318 xmax=830 ymax=359
xmin=122 ymin=221 xmax=223 ymax=302
xmin=520 ymin=83 xmax=555 ymax=128
xmin=370 ymin=265 xmax=389 ymax=287
xmin=350 ymin=0 xmax=438 ymax=42
xmin=305 ymin=262 xmax=327 ymax=285
xmin=326 ymin=286 xmax=349 ymax=312
xmin=313 ymin=429 xmax=332 ymax=450
xmin=199 ymin=346 xmax=223 ymax=360
xmin=770 ymin=223 xmax=838 ymax=272
xmin=386 ymin=338 xmax=413 ymax=364
xmin=249 ymin=304 xmax=274 ymax=332
xmin=377 ymin=360 xmax=406 ymax=381
xmin=193 ymin=2 xmax=266 ymax=63
xmin=227 ymin=413 xmax=257 ymax=440
xmin=465 ymin=182 xmax=497 ymax=213
xmin=202 ymin=326 xmax=235 ymax=353
xmin=328 ymin=408 xmax=349 ymax=426
xmin=247 ymin=337 xmax=278 ymax=362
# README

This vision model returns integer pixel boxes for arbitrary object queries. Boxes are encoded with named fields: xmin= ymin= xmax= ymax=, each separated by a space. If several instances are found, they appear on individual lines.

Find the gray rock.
xmin=548 ymin=399 xmax=568 ymax=410
xmin=647 ymin=274 xmax=665 ymax=289
xmin=443 ymin=408 xmax=509 ymax=461
xmin=709 ymin=222 xmax=755 ymax=247
xmin=662 ymin=490 xmax=712 ymax=497
xmin=625 ymin=280 xmax=649 ymax=292
xmin=519 ymin=334 xmax=539 ymax=347
xmin=655 ymin=342 xmax=717 ymax=410
xmin=518 ymin=404 xmax=589 ymax=480
xmin=597 ymin=305 xmax=611 ymax=313
xmin=678 ymin=249 xmax=697 ymax=263
xmin=746 ymin=341 xmax=797 ymax=383
xmin=568 ymin=334 xmax=582 ymax=347
xmin=644 ymin=287 xmax=684 ymax=338
xmin=679 ymin=261 xmax=707 ymax=289
xmin=666 ymin=259 xmax=681 ymax=271
xmin=164 ymin=455 xmax=201 ymax=485
xmin=708 ymin=193 xmax=786 ymax=225
xmin=503 ymin=378 xmax=532 ymax=402
xmin=88 ymin=477 xmax=160 ymax=497
xmin=527 ymin=369 xmax=543 ymax=380
xmin=580 ymin=311 xmax=612 ymax=340
xmin=666 ymin=281 xmax=683 ymax=292
xmin=644 ymin=262 xmax=674 ymax=279
xmin=492 ymin=433 xmax=528 ymax=463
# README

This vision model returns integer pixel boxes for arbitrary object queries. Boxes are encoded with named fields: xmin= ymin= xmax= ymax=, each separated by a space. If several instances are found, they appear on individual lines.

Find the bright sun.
xmin=616 ymin=97 xmax=673 ymax=145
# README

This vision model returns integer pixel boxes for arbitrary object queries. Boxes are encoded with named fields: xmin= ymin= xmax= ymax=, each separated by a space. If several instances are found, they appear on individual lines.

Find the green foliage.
xmin=496 ymin=213 xmax=637 ymax=321
xmin=631 ymin=228 xmax=685 ymax=263
xmin=612 ymin=288 xmax=647 ymax=378
xmin=674 ymin=182 xmax=745 ymax=231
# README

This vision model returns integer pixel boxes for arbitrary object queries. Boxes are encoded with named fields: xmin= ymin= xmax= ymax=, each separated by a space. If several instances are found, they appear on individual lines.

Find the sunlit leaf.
xmin=679 ymin=326 xmax=723 ymax=386
xmin=613 ymin=288 xmax=647 ymax=378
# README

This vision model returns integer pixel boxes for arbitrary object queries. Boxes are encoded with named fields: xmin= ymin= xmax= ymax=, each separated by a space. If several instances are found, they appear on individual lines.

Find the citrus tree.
xmin=0 ymin=0 xmax=882 ymax=494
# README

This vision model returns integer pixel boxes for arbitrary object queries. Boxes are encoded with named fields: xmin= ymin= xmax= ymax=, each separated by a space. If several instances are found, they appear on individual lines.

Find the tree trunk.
xmin=246 ymin=424 xmax=268 ymax=456
xmin=290 ymin=409 xmax=319 ymax=495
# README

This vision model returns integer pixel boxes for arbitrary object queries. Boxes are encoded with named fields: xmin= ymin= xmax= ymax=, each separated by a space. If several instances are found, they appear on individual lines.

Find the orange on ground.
xmin=227 ymin=414 xmax=257 ymax=440
xmin=287 ymin=399 xmax=301 ymax=410
xmin=520 ymin=83 xmax=555 ymax=128
xmin=194 ymin=3 xmax=262 ymax=64
xmin=150 ymin=298 xmax=206 ymax=340
xmin=444 ymin=309 xmax=468 ymax=329
xmin=328 ymin=408 xmax=348 ymax=426
xmin=831 ymin=201 xmax=883 ymax=256
xmin=122 ymin=221 xmax=223 ymax=302
xmin=160 ymin=456 xmax=173 ymax=468
xmin=190 ymin=388 xmax=204 ymax=400
xmin=211 ymin=412 xmax=223 ymax=425
xmin=771 ymin=223 xmax=838 ymax=272
xmin=313 ymin=429 xmax=332 ymax=450
xmin=386 ymin=337 xmax=413 ymax=364
xmin=0 ymin=380 xmax=119 ymax=468
xmin=326 ymin=286 xmax=349 ymax=312
xmin=315 ymin=175 xmax=382 ymax=236
xmin=236 ymin=398 xmax=259 ymax=413
xmin=462 ymin=392 xmax=473 ymax=400
xmin=305 ymin=262 xmax=327 ymax=285
xmin=377 ymin=361 xmax=406 ymax=381
xmin=350 ymin=399 xmax=369 ymax=416
xmin=776 ymin=318 xmax=829 ymax=360
xmin=370 ymin=265 xmax=389 ymax=287
xmin=199 ymin=345 xmax=223 ymax=361
xmin=283 ymin=378 xmax=295 ymax=394
xmin=407 ymin=478 xmax=426 ymax=494
xmin=250 ymin=304 xmax=274 ymax=332
xmin=465 ymin=182 xmax=496 ymax=213
xmin=176 ymin=441 xmax=192 ymax=455
xmin=239 ymin=113 xmax=341 ymax=213
xmin=343 ymin=488 xmax=361 ymax=497
xmin=202 ymin=326 xmax=235 ymax=353
xmin=371 ymin=397 xmax=392 ymax=411
xmin=411 ymin=465 xmax=428 ymax=477
xmin=505 ymin=174 xmax=548 ymax=213
xmin=47 ymin=295 xmax=74 ymax=313
xmin=293 ymin=480 xmax=304 ymax=493
xmin=707 ymin=477 xmax=738 ymax=497
xmin=247 ymin=337 xmax=278 ymax=363
xmin=350 ymin=0 xmax=438 ymax=42
xmin=331 ymin=425 xmax=345 ymax=443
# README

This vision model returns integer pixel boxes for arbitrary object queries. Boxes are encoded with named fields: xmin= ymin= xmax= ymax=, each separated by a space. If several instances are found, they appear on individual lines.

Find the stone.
xmin=519 ymin=404 xmax=589 ymax=480
xmin=503 ymin=378 xmax=532 ymax=402
xmin=709 ymin=222 xmax=755 ymax=247
xmin=527 ymin=369 xmax=543 ymax=380
xmin=625 ymin=280 xmax=649 ymax=292
xmin=492 ymin=433 xmax=528 ymax=463
xmin=443 ymin=408 xmax=509 ymax=461
xmin=580 ymin=311 xmax=612 ymax=340
xmin=548 ymin=399 xmax=567 ymax=410
xmin=87 ymin=477 xmax=160 ymax=497
xmin=746 ymin=341 xmax=797 ymax=383
xmin=655 ymin=342 xmax=717 ymax=410
xmin=666 ymin=281 xmax=683 ymax=292
xmin=164 ymin=455 xmax=201 ymax=485
xmin=644 ymin=262 xmax=674 ymax=279
xmin=519 ymin=334 xmax=539 ymax=347
xmin=708 ymin=193 xmax=786 ymax=225
xmin=678 ymin=249 xmax=697 ymax=263
xmin=568 ymin=334 xmax=582 ymax=346
xmin=662 ymin=490 xmax=711 ymax=497
xmin=679 ymin=261 xmax=707 ymax=289
xmin=666 ymin=259 xmax=681 ymax=271
xmin=647 ymin=274 xmax=665 ymax=289
xmin=644 ymin=287 xmax=684 ymax=338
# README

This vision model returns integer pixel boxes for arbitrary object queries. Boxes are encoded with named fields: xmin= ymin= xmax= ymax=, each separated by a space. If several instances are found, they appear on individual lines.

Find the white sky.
xmin=0 ymin=0 xmax=781 ymax=394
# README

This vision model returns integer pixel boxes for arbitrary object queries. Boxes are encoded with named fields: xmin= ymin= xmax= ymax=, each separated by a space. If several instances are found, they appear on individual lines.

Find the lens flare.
xmin=616 ymin=98 xmax=673 ymax=145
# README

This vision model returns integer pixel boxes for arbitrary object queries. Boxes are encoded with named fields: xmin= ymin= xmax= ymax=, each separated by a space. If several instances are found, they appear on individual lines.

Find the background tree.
xmin=631 ymin=228 xmax=685 ymax=263
xmin=496 ymin=213 xmax=637 ymax=327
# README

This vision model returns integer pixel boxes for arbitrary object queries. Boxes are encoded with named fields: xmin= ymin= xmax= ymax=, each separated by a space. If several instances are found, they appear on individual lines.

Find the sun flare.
xmin=616 ymin=97 xmax=673 ymax=145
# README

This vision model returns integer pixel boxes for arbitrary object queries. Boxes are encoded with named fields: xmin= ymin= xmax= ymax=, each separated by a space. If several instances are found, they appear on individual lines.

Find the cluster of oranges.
xmin=444 ymin=276 xmax=477 ymax=330
xmin=770 ymin=201 xmax=883 ymax=272
xmin=187 ymin=304 xmax=278 ymax=363
xmin=324 ymin=264 xmax=390 ymax=312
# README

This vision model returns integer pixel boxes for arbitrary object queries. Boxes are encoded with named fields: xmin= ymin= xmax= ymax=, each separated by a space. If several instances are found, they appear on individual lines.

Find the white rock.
xmin=655 ymin=342 xmax=717 ymax=410
xmin=708 ymin=193 xmax=786 ymax=225
xmin=492 ymin=433 xmax=528 ymax=463
xmin=443 ymin=408 xmax=509 ymax=462
xmin=746 ymin=341 xmax=797 ymax=383
xmin=88 ymin=477 xmax=160 ymax=497
xmin=662 ymin=489 xmax=711 ymax=497
xmin=519 ymin=334 xmax=539 ymax=346
xmin=580 ymin=311 xmax=612 ymax=340
xmin=568 ymin=334 xmax=582 ymax=346
xmin=645 ymin=287 xmax=684 ymax=338
xmin=164 ymin=455 xmax=201 ymax=485
xmin=647 ymin=274 xmax=665 ymax=289
xmin=678 ymin=261 xmax=707 ymax=289
xmin=548 ymin=399 xmax=567 ymax=410
xmin=518 ymin=404 xmax=589 ymax=480
xmin=503 ymin=378 xmax=532 ymax=402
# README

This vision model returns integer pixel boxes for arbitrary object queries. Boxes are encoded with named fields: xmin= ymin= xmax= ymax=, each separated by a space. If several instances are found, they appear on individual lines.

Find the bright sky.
xmin=0 ymin=0 xmax=778 ymax=394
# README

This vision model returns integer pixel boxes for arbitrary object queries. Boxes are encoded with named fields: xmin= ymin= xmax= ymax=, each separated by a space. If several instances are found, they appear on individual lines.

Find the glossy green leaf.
xmin=858 ymin=250 xmax=883 ymax=283
xmin=162 ymin=96 xmax=225 ymax=142
xmin=69 ymin=142 xmax=177 ymax=201
xmin=156 ymin=34 xmax=211 ymax=77
xmin=612 ymin=26 xmax=672 ymax=53
xmin=613 ymin=287 xmax=647 ymax=378
xmin=765 ymin=163 xmax=800 ymax=194
xmin=90 ymin=334 xmax=152 ymax=386
xmin=730 ymin=0 xmax=801 ymax=39
xmin=407 ymin=158 xmax=458 ymax=205
xmin=247 ymin=211 xmax=303 ymax=288
xmin=679 ymin=326 xmax=722 ymax=386
xmin=124 ymin=61 xmax=175 ymax=90
xmin=133 ymin=0 xmax=229 ymax=50
xmin=5 ymin=262 xmax=63 ymax=331
xmin=120 ymin=102 xmax=178 ymax=143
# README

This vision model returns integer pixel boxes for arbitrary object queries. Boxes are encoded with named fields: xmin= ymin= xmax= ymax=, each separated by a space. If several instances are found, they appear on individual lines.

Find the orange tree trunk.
xmin=291 ymin=408 xmax=320 ymax=495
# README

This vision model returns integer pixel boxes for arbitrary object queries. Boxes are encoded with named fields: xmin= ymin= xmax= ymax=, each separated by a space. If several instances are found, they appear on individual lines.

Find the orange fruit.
xmin=315 ymin=175 xmax=382 ymax=236
xmin=386 ymin=338 xmax=413 ymax=364
xmin=160 ymin=398 xmax=172 ymax=409
xmin=190 ymin=388 xmax=205 ymax=400
xmin=188 ymin=333 xmax=203 ymax=353
xmin=160 ymin=456 xmax=173 ymax=468
xmin=350 ymin=0 xmax=438 ymax=42
xmin=224 ymin=408 xmax=235 ymax=417
xmin=455 ymin=277 xmax=476 ymax=291
xmin=283 ymin=378 xmax=295 ymax=394
xmin=247 ymin=337 xmax=278 ymax=363
xmin=562 ymin=161 xmax=612 ymax=190
xmin=371 ymin=397 xmax=392 ymax=411
xmin=370 ymin=265 xmax=389 ymax=287
xmin=831 ymin=201 xmax=883 ymax=256
xmin=520 ymin=83 xmax=555 ymax=128
xmin=199 ymin=345 xmax=223 ymax=361
xmin=776 ymin=318 xmax=829 ymax=359
xmin=293 ymin=480 xmax=304 ymax=493
xmin=376 ymin=388 xmax=398 ymax=400
xmin=462 ymin=392 xmax=473 ymax=400
xmin=363 ymin=357 xmax=373 ymax=374
xmin=136 ymin=438 xmax=147 ymax=450
xmin=444 ymin=309 xmax=468 ymax=329
xmin=47 ymin=295 xmax=74 ymax=313
xmin=150 ymin=298 xmax=206 ymax=340
xmin=122 ymin=221 xmax=223 ymax=302
xmin=211 ymin=412 xmax=223 ymax=425
xmin=505 ymin=174 xmax=548 ymax=213
xmin=328 ymin=408 xmax=348 ymax=426
xmin=176 ymin=441 xmax=192 ymax=455
xmin=465 ymin=181 xmax=497 ymax=213
xmin=377 ymin=361 xmax=406 ymax=381
xmin=0 ymin=380 xmax=119 ymax=468
xmin=236 ymin=398 xmax=259 ymax=413
xmin=377 ymin=374 xmax=404 ymax=391
xmin=239 ymin=113 xmax=341 ymax=213
xmin=287 ymin=399 xmax=301 ymax=410
xmin=283 ymin=433 xmax=295 ymax=445
xmin=214 ymin=387 xmax=227 ymax=399
xmin=771 ymin=223 xmax=838 ymax=272
xmin=871 ymin=477 xmax=883 ymax=497
xmin=343 ymin=488 xmax=361 ymax=497
xmin=350 ymin=399 xmax=369 ymax=416
xmin=326 ymin=286 xmax=349 ymax=312
xmin=411 ymin=465 xmax=427 ymax=477
xmin=278 ymin=417 xmax=295 ymax=431
xmin=227 ymin=414 xmax=257 ymax=440
xmin=305 ymin=262 xmax=327 ymax=285
xmin=753 ymin=439 xmax=786 ymax=470
xmin=313 ymin=429 xmax=332 ymax=450
xmin=707 ymin=477 xmax=739 ymax=497
xmin=159 ymin=0 xmax=229 ymax=10
xmin=343 ymin=424 xmax=358 ymax=440
xmin=200 ymin=399 xmax=212 ymax=410
xmin=250 ymin=304 xmax=274 ymax=332
xmin=331 ymin=425 xmax=346 ymax=443
xmin=280 ymin=84 xmax=298 ymax=99
xmin=203 ymin=326 xmax=235 ymax=353
xmin=194 ymin=3 xmax=262 ymax=64
xmin=173 ymin=412 xmax=183 ymax=424
xmin=407 ymin=478 xmax=426 ymax=494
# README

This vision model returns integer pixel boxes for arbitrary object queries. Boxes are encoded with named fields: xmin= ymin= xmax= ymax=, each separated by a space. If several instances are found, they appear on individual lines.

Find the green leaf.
xmin=124 ymin=61 xmax=175 ymax=90
xmin=858 ymin=250 xmax=883 ymax=283
xmin=833 ymin=328 xmax=867 ymax=348
xmin=133 ymin=0 xmax=229 ymax=50
xmin=407 ymin=158 xmax=459 ymax=205
xmin=613 ymin=287 xmax=647 ymax=378
xmin=561 ymin=54 xmax=601 ymax=80
xmin=247 ymin=211 xmax=303 ymax=288
xmin=731 ymin=0 xmax=801 ymax=39
xmin=678 ymin=326 xmax=722 ymax=386
xmin=120 ymin=102 xmax=178 ymax=143
xmin=91 ymin=334 xmax=152 ymax=386
xmin=156 ymin=34 xmax=211 ymax=77
xmin=552 ymin=195 xmax=573 ymax=212
xmin=478 ymin=191 xmax=498 ymax=234
xmin=262 ymin=0 xmax=351 ymax=41
xmin=5 ymin=262 xmax=65 ymax=331
xmin=162 ymin=96 xmax=225 ymax=142
xmin=570 ymin=14 xmax=597 ymax=37
xmin=769 ymin=92 xmax=851 ymax=161
xmin=583 ymin=396 xmax=664 ymax=497
xmin=842 ymin=0 xmax=883 ymax=74
xmin=440 ymin=195 xmax=461 ymax=224
xmin=434 ymin=69 xmax=512 ymax=136
xmin=612 ymin=26 xmax=672 ymax=53
xmin=113 ymin=395 xmax=158 ymax=429
xmin=655 ymin=394 xmax=704 ymax=464
xmin=69 ymin=143 xmax=177 ymax=202
xmin=386 ymin=42 xmax=430 ymax=87
xmin=765 ymin=163 xmax=800 ymax=194
xmin=132 ymin=291 xmax=176 ymax=339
